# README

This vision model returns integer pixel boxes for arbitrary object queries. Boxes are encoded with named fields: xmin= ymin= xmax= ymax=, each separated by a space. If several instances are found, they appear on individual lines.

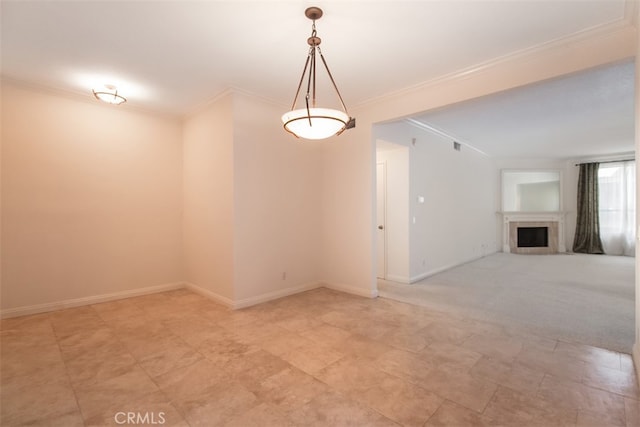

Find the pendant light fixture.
xmin=92 ymin=84 xmax=126 ymax=105
xmin=282 ymin=7 xmax=355 ymax=140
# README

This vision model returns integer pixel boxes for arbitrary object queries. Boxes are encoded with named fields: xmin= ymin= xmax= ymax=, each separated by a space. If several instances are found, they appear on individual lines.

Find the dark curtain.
xmin=572 ymin=163 xmax=604 ymax=254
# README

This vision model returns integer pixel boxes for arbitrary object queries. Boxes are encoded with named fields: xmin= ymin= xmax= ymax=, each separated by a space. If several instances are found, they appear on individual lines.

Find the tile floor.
xmin=1 ymin=287 xmax=638 ymax=426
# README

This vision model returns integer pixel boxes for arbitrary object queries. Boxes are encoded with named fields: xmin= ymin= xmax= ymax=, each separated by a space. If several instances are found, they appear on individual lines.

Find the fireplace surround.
xmin=501 ymin=213 xmax=565 ymax=254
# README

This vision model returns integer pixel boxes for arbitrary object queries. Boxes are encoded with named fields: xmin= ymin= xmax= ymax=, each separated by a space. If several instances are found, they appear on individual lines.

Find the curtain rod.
xmin=574 ymin=159 xmax=635 ymax=166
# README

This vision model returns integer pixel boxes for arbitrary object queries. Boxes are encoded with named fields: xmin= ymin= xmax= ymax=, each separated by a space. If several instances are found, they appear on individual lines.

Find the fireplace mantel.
xmin=498 ymin=212 xmax=567 ymax=254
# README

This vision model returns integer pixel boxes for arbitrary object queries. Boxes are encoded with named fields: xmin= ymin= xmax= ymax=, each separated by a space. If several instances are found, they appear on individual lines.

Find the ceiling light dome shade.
xmin=92 ymin=85 xmax=126 ymax=105
xmin=282 ymin=108 xmax=349 ymax=140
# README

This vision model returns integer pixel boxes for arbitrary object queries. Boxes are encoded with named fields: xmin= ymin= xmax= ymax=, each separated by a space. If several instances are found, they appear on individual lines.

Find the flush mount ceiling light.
xmin=92 ymin=84 xmax=126 ymax=105
xmin=282 ymin=6 xmax=355 ymax=140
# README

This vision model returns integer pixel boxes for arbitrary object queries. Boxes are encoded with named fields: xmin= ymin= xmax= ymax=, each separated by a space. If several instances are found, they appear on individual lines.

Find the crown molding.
xmin=404 ymin=118 xmax=489 ymax=157
xmin=181 ymin=87 xmax=236 ymax=119
xmin=355 ymin=17 xmax=635 ymax=112
xmin=183 ymin=85 xmax=289 ymax=120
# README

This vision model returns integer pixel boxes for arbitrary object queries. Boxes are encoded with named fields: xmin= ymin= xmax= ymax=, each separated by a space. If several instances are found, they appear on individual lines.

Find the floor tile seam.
xmin=89 ymin=304 xmax=146 ymax=325
xmin=486 ymin=383 xmax=575 ymax=425
xmin=474 ymin=379 xmax=501 ymax=416
xmin=546 ymin=370 xmax=632 ymax=402
xmin=578 ymin=376 xmax=640 ymax=401
xmin=140 ymin=371 xmax=191 ymax=426
xmin=426 ymin=398 xmax=493 ymax=427
xmin=3 ymin=313 xmax=58 ymax=336
xmin=577 ymin=407 xmax=627 ymax=427
xmin=623 ymin=397 xmax=634 ymax=427
xmin=308 ymin=357 xmax=368 ymax=395
xmin=65 ymin=323 xmax=172 ymax=420
xmin=137 ymin=336 xmax=204 ymax=380
xmin=53 ymin=332 xmax=87 ymax=426
xmin=474 ymin=356 xmax=550 ymax=394
xmin=514 ymin=350 xmax=589 ymax=377
xmin=50 ymin=316 xmax=110 ymax=341
xmin=531 ymin=362 xmax=547 ymax=394
xmin=573 ymin=359 xmax=628 ymax=374
xmin=553 ymin=340 xmax=624 ymax=366
xmin=484 ymin=377 xmax=541 ymax=403
xmin=374 ymin=365 xmax=457 ymax=406
xmin=622 ymin=394 xmax=640 ymax=403
xmin=299 ymin=376 xmax=405 ymax=427
xmin=195 ymin=338 xmax=261 ymax=371
xmin=467 ymin=353 xmax=495 ymax=378
xmin=348 ymin=393 xmax=412 ymax=427
xmin=536 ymin=372 xmax=627 ymax=415
xmin=58 ymin=328 xmax=136 ymax=365
xmin=0 ymin=373 xmax=84 ymax=426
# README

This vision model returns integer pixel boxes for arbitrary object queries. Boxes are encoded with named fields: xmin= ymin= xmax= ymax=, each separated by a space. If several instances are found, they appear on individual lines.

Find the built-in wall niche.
xmin=502 ymin=170 xmax=561 ymax=212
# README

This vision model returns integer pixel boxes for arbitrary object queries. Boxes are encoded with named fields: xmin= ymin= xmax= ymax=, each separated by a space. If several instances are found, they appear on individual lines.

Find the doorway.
xmin=375 ymin=139 xmax=410 ymax=283
xmin=376 ymin=162 xmax=386 ymax=279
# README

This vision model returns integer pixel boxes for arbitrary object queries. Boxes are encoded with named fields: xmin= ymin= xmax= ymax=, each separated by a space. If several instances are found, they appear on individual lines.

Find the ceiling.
xmin=407 ymin=59 xmax=635 ymax=159
xmin=1 ymin=0 xmax=628 ymax=110
xmin=0 ymin=0 xmax=633 ymax=118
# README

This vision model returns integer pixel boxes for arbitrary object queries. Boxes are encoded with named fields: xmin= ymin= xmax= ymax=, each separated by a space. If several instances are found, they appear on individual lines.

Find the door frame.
xmin=376 ymin=161 xmax=387 ymax=279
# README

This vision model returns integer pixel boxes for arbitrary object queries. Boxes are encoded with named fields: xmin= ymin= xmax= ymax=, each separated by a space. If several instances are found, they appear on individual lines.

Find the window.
xmin=598 ymin=161 xmax=635 ymax=256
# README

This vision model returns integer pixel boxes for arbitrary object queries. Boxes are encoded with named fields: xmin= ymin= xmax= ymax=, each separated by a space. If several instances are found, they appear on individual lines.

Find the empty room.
xmin=2 ymin=1 xmax=640 ymax=426
xmin=375 ymin=60 xmax=636 ymax=354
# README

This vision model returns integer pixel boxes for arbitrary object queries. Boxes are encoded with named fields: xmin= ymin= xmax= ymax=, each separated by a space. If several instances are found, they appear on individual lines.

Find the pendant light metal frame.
xmin=282 ymin=7 xmax=355 ymax=140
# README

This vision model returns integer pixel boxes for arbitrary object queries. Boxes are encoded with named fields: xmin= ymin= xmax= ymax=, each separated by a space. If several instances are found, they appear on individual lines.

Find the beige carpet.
xmin=378 ymin=252 xmax=635 ymax=353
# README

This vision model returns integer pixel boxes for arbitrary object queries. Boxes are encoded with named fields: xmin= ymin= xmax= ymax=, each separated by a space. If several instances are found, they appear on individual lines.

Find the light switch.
xmin=417 ymin=196 xmax=425 ymax=204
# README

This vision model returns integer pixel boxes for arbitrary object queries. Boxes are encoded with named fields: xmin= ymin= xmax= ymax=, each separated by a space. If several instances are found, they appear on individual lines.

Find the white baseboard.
xmin=185 ymin=281 xmax=322 ymax=310
xmin=189 ymin=281 xmax=376 ymax=308
xmin=409 ymin=251 xmax=498 ymax=283
xmin=386 ymin=274 xmax=410 ymax=284
xmin=1 ymin=279 xmax=378 ymax=319
xmin=0 ymin=282 xmax=186 ymax=319
xmin=183 ymin=283 xmax=234 ymax=308
xmin=323 ymin=282 xmax=379 ymax=299
xmin=232 ymin=282 xmax=323 ymax=310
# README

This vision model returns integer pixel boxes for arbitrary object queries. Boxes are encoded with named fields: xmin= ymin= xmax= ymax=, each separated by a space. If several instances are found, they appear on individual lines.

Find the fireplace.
xmin=502 ymin=214 xmax=565 ymax=254
xmin=517 ymin=227 xmax=548 ymax=248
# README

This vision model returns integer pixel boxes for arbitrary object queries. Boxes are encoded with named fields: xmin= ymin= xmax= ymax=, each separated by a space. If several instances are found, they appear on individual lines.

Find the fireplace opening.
xmin=517 ymin=227 xmax=548 ymax=248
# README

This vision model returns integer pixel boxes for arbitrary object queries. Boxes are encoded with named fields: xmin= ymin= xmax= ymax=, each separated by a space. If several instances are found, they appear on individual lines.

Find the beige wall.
xmin=321 ymin=126 xmax=377 ymax=297
xmin=182 ymin=91 xmax=323 ymax=306
xmin=182 ymin=92 xmax=235 ymax=302
xmin=232 ymin=93 xmax=322 ymax=302
xmin=1 ymin=85 xmax=324 ymax=313
xmin=1 ymin=20 xmax=635 ymax=315
xmin=320 ymin=23 xmax=635 ymax=298
xmin=1 ymin=83 xmax=183 ymax=311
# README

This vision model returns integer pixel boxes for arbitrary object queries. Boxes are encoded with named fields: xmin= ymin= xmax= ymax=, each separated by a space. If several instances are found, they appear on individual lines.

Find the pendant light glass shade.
xmin=282 ymin=7 xmax=354 ymax=140
xmin=282 ymin=107 xmax=349 ymax=140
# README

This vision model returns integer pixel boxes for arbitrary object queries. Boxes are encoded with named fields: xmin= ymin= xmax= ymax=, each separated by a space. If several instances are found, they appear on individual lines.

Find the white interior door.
xmin=377 ymin=162 xmax=386 ymax=279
